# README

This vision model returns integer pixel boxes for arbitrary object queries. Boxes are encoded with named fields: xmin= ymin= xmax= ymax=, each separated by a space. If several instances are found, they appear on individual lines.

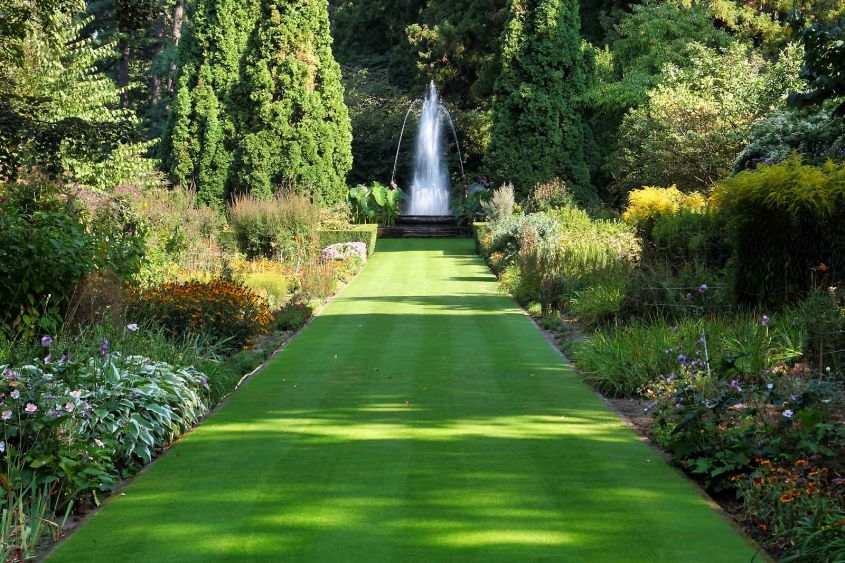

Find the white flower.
xmin=782 ymin=409 xmax=794 ymax=419
xmin=1 ymin=410 xmax=11 ymax=420
xmin=127 ymin=323 xmax=139 ymax=332
xmin=10 ymin=390 xmax=19 ymax=399
xmin=0 ymin=441 xmax=5 ymax=453
xmin=767 ymin=383 xmax=773 ymax=390
xmin=70 ymin=390 xmax=81 ymax=398
xmin=94 ymin=438 xmax=104 ymax=448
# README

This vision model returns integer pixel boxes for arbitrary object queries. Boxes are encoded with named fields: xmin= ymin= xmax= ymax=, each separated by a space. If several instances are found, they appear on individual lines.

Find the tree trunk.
xmin=118 ymin=36 xmax=131 ymax=108
xmin=166 ymin=0 xmax=185 ymax=96
xmin=150 ymin=16 xmax=165 ymax=108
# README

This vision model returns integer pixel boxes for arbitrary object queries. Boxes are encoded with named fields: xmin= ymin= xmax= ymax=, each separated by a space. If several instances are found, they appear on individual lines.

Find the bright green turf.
xmin=48 ymin=238 xmax=759 ymax=562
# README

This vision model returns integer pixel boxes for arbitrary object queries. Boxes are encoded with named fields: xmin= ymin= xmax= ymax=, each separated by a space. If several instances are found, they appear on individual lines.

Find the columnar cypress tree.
xmin=162 ymin=0 xmax=351 ymax=206
xmin=232 ymin=0 xmax=352 ymax=204
xmin=485 ymin=0 xmax=593 ymax=201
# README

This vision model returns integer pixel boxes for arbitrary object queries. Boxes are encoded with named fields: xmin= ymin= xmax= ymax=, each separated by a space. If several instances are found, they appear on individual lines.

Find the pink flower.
xmin=94 ymin=438 xmax=105 ymax=447
xmin=10 ymin=390 xmax=20 ymax=400
xmin=65 ymin=402 xmax=75 ymax=412
xmin=70 ymin=390 xmax=81 ymax=398
xmin=41 ymin=335 xmax=53 ymax=347
xmin=25 ymin=403 xmax=38 ymax=413
xmin=1 ymin=410 xmax=11 ymax=420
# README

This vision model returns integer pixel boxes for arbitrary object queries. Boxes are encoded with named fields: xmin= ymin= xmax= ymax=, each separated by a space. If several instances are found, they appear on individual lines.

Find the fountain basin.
xmin=379 ymin=215 xmax=471 ymax=238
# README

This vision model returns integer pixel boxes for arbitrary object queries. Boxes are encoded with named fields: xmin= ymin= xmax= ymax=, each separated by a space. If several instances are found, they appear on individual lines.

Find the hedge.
xmin=318 ymin=224 xmax=378 ymax=256
xmin=472 ymin=222 xmax=490 ymax=255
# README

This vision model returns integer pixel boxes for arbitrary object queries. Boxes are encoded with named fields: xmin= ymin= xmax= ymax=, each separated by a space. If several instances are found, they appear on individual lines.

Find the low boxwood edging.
xmin=318 ymin=224 xmax=378 ymax=256
xmin=472 ymin=222 xmax=489 ymax=255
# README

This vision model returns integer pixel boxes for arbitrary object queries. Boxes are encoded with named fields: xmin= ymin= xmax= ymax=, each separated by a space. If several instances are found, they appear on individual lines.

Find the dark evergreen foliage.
xmin=485 ymin=0 xmax=593 ymax=202
xmin=164 ymin=0 xmax=352 ymax=206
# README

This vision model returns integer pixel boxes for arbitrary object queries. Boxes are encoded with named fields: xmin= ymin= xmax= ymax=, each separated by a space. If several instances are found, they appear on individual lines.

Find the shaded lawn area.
xmin=48 ymin=238 xmax=760 ymax=562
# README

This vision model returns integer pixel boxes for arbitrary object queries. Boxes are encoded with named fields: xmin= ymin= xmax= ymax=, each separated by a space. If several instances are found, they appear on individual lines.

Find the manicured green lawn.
xmin=48 ymin=238 xmax=759 ymax=562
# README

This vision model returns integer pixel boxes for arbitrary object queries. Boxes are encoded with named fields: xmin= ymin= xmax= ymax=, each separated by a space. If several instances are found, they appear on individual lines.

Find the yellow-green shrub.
xmin=712 ymin=156 xmax=845 ymax=304
xmin=622 ymin=186 xmax=706 ymax=236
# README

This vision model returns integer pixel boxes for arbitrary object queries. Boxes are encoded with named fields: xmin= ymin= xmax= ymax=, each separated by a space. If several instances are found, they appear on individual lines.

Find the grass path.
xmin=49 ymin=239 xmax=758 ymax=562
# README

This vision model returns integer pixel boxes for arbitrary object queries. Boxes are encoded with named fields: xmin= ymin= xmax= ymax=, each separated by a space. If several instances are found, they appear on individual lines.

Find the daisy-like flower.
xmin=782 ymin=409 xmax=794 ymax=419
xmin=10 ymin=390 xmax=20 ymax=400
xmin=25 ymin=403 xmax=38 ymax=413
xmin=0 ymin=441 xmax=5 ymax=453
xmin=127 ymin=323 xmax=139 ymax=332
xmin=41 ymin=335 xmax=53 ymax=347
xmin=70 ymin=390 xmax=81 ymax=398
xmin=94 ymin=438 xmax=105 ymax=447
xmin=1 ymin=410 xmax=11 ymax=420
xmin=65 ymin=402 xmax=75 ymax=413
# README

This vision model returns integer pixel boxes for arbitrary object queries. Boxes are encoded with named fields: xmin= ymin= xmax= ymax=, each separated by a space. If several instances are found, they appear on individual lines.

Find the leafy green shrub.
xmin=488 ymin=213 xmax=561 ymax=263
xmin=650 ymin=210 xmax=731 ymax=270
xmin=127 ymin=279 xmax=273 ymax=351
xmin=0 ymin=183 xmax=94 ymax=333
xmin=317 ymin=224 xmax=378 ymax=256
xmin=712 ymin=156 xmax=845 ymax=304
xmin=735 ymin=103 xmax=845 ymax=171
xmin=348 ymin=182 xmax=405 ymax=225
xmin=275 ymin=301 xmax=314 ymax=331
xmin=228 ymin=192 xmax=318 ymax=261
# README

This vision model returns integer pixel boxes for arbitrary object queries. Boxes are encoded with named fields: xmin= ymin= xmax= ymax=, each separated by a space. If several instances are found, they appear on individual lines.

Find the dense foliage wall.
xmin=164 ymin=0 xmax=352 ymax=206
xmin=485 ymin=0 xmax=592 ymax=202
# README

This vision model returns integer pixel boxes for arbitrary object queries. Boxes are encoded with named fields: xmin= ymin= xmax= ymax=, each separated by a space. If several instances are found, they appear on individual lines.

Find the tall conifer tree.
xmin=485 ymin=0 xmax=593 ymax=201
xmin=163 ymin=0 xmax=351 ymax=205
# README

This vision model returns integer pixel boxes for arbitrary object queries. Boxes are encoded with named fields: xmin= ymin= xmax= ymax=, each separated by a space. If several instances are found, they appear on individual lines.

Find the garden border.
xmin=41 ymin=255 xmax=366 ymax=560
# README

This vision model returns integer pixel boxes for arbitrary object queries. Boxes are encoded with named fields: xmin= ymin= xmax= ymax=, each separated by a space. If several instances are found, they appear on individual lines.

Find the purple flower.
xmin=130 ymin=390 xmax=139 ymax=399
xmin=730 ymin=379 xmax=742 ymax=393
xmin=65 ymin=402 xmax=74 ymax=413
xmin=698 ymin=284 xmax=708 ymax=294
xmin=25 ymin=403 xmax=38 ymax=413
xmin=43 ymin=354 xmax=52 ymax=364
xmin=199 ymin=376 xmax=208 ymax=387
xmin=41 ymin=335 xmax=53 ymax=347
xmin=696 ymin=337 xmax=705 ymax=347
xmin=676 ymin=354 xmax=687 ymax=363
xmin=760 ymin=315 xmax=769 ymax=327
xmin=671 ymin=326 xmax=680 ymax=334
xmin=61 ymin=352 xmax=70 ymax=362
xmin=782 ymin=409 xmax=794 ymax=419
xmin=789 ymin=395 xmax=798 ymax=402
xmin=99 ymin=339 xmax=110 ymax=355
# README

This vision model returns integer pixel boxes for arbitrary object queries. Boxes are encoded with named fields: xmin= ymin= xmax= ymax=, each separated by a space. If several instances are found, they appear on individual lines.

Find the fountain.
xmin=391 ymin=82 xmax=466 ymax=219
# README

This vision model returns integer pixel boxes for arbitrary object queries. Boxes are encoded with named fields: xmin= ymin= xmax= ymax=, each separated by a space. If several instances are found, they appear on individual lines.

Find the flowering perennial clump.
xmin=320 ymin=242 xmax=367 ymax=263
xmin=127 ymin=279 xmax=273 ymax=350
